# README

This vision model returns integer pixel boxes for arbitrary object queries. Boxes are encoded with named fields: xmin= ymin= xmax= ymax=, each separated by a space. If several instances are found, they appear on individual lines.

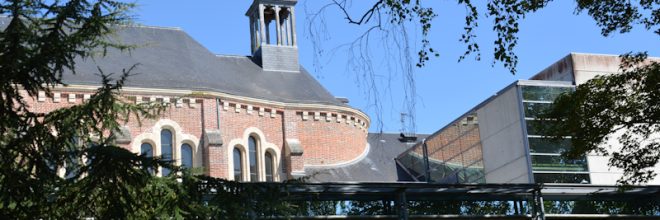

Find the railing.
xmin=197 ymin=181 xmax=660 ymax=220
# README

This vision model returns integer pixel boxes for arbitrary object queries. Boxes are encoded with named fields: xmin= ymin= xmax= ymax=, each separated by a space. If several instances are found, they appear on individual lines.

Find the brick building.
xmin=13 ymin=0 xmax=374 ymax=182
xmin=11 ymin=0 xmax=656 ymax=187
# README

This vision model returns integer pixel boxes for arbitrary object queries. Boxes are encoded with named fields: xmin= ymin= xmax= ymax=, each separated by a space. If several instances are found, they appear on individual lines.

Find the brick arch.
xmin=228 ymin=143 xmax=248 ymax=181
xmin=132 ymin=119 xmax=201 ymax=168
xmin=227 ymin=127 xmax=281 ymax=181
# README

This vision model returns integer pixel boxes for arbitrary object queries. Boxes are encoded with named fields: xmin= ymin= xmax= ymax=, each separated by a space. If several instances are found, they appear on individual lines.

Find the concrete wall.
xmin=571 ymin=53 xmax=622 ymax=85
xmin=588 ymin=128 xmax=660 ymax=185
xmin=477 ymin=85 xmax=531 ymax=183
xmin=530 ymin=53 xmax=660 ymax=85
xmin=529 ymin=54 xmax=575 ymax=82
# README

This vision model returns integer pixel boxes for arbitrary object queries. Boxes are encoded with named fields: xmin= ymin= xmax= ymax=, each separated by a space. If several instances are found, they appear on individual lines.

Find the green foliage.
xmin=333 ymin=0 xmax=659 ymax=74
xmin=0 ymin=0 xmax=176 ymax=218
xmin=540 ymin=52 xmax=660 ymax=185
xmin=544 ymin=199 xmax=660 ymax=215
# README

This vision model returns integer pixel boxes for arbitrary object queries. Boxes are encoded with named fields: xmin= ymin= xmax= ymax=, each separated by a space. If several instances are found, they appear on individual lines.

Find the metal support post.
xmin=531 ymin=191 xmax=538 ymax=219
xmin=396 ymin=190 xmax=409 ymax=220
xmin=422 ymin=139 xmax=431 ymax=182
xmin=537 ymin=189 xmax=546 ymax=220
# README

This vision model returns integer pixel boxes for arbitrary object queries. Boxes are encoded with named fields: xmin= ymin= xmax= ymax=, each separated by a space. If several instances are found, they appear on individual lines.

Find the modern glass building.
xmin=397 ymin=53 xmax=660 ymax=185
xmin=397 ymin=111 xmax=485 ymax=183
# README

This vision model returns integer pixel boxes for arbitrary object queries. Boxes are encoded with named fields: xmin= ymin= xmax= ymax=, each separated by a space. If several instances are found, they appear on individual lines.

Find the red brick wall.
xmin=25 ymin=89 xmax=370 ymax=180
xmin=294 ymin=112 xmax=367 ymax=165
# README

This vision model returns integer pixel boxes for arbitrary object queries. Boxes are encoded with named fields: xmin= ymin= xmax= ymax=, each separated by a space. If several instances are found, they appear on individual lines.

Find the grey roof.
xmin=0 ymin=16 xmax=344 ymax=106
xmin=305 ymin=133 xmax=428 ymax=182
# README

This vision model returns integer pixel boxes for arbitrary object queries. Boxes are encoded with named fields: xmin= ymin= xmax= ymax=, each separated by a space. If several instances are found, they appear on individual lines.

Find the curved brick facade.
xmin=26 ymin=88 xmax=370 ymax=181
xmin=24 ymin=0 xmax=371 ymax=182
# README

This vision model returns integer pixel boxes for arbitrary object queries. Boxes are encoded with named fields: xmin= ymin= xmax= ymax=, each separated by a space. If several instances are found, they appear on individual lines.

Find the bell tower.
xmin=246 ymin=0 xmax=299 ymax=72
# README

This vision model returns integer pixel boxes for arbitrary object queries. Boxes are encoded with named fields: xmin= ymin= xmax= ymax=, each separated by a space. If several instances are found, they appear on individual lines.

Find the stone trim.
xmin=37 ymin=91 xmax=46 ymax=102
xmin=68 ymin=93 xmax=76 ymax=103
xmin=131 ymin=119 xmax=202 ymax=173
xmin=285 ymin=139 xmax=303 ymax=156
xmin=227 ymin=127 xmax=281 ymax=182
xmin=112 ymin=126 xmax=132 ymax=144
xmin=295 ymin=111 xmax=368 ymax=132
xmin=33 ymin=91 xmax=205 ymax=109
xmin=53 ymin=92 xmax=61 ymax=103
xmin=49 ymin=85 xmax=370 ymax=123
xmin=221 ymin=100 xmax=283 ymax=119
xmin=38 ymin=86 xmax=371 ymax=130
xmin=204 ymin=130 xmax=223 ymax=146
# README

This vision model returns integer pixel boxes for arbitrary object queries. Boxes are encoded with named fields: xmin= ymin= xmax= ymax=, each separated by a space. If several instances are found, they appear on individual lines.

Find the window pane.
xmin=233 ymin=148 xmax=243 ymax=181
xmin=161 ymin=130 xmax=173 ymax=176
xmin=529 ymin=137 xmax=573 ymax=154
xmin=526 ymin=119 xmax=561 ymax=136
xmin=141 ymin=143 xmax=153 ymax=157
xmin=141 ymin=143 xmax=154 ymax=174
xmin=64 ymin=151 xmax=79 ymax=179
xmin=523 ymin=102 xmax=552 ymax=118
xmin=249 ymin=136 xmax=258 ymax=182
xmin=521 ymin=86 xmax=573 ymax=101
xmin=534 ymin=173 xmax=590 ymax=184
xmin=181 ymin=144 xmax=193 ymax=169
xmin=265 ymin=152 xmax=274 ymax=182
xmin=531 ymin=155 xmax=588 ymax=172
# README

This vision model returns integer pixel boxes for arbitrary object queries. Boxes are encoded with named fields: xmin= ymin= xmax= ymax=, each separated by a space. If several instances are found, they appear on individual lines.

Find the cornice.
xmin=53 ymin=84 xmax=371 ymax=124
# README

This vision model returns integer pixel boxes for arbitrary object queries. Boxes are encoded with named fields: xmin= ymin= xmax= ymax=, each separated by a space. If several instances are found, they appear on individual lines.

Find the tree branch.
xmin=331 ymin=0 xmax=383 ymax=25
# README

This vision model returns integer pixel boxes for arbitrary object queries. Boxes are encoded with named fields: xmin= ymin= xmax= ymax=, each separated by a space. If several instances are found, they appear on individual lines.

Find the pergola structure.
xmin=201 ymin=182 xmax=660 ymax=220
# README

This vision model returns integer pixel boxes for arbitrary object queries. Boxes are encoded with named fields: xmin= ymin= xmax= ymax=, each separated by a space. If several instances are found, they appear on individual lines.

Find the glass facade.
xmin=520 ymin=85 xmax=590 ymax=184
xmin=396 ymin=82 xmax=591 ymax=184
xmin=397 ymin=112 xmax=485 ymax=183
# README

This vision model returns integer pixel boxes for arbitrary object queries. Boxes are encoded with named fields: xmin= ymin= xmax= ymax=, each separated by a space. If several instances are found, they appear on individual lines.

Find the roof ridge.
xmin=0 ymin=15 xmax=182 ymax=31
xmin=215 ymin=54 xmax=249 ymax=58
xmin=127 ymin=23 xmax=182 ymax=31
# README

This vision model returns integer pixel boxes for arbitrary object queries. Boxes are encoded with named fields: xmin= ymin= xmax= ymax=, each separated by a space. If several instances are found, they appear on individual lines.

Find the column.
xmin=290 ymin=7 xmax=297 ymax=46
xmin=275 ymin=6 xmax=282 ymax=45
xmin=249 ymin=15 xmax=255 ymax=52
xmin=259 ymin=4 xmax=267 ymax=45
xmin=285 ymin=8 xmax=292 ymax=46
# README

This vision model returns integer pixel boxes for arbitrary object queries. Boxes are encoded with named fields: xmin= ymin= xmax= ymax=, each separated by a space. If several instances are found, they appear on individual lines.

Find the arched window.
xmin=265 ymin=151 xmax=274 ymax=182
xmin=64 ymin=136 xmax=81 ymax=179
xmin=161 ymin=130 xmax=173 ymax=176
xmin=64 ymin=152 xmax=79 ymax=179
xmin=181 ymin=143 xmax=193 ymax=169
xmin=233 ymin=148 xmax=243 ymax=181
xmin=141 ymin=143 xmax=154 ymax=174
xmin=141 ymin=143 xmax=153 ymax=157
xmin=248 ymin=136 xmax=258 ymax=182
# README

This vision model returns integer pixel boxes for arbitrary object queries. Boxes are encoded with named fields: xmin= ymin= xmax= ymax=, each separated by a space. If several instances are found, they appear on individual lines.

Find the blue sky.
xmin=135 ymin=1 xmax=659 ymax=134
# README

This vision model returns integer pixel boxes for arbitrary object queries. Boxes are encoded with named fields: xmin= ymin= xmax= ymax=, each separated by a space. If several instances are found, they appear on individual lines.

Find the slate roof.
xmin=0 ymin=16 xmax=344 ymax=106
xmin=305 ymin=133 xmax=428 ymax=182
